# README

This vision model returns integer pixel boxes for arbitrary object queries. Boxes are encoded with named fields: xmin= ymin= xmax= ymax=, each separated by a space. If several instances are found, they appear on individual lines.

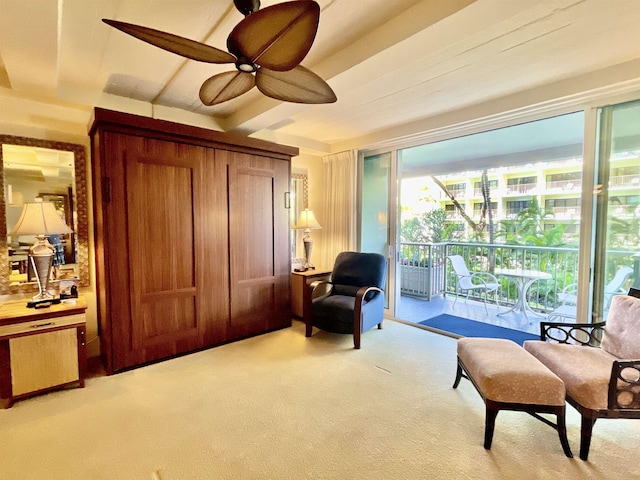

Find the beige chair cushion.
xmin=601 ymin=295 xmax=640 ymax=359
xmin=524 ymin=341 xmax=618 ymax=410
xmin=458 ymin=338 xmax=565 ymax=406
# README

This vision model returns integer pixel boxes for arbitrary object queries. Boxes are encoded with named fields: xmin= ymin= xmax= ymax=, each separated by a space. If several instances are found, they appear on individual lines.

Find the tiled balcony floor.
xmin=394 ymin=293 xmax=543 ymax=336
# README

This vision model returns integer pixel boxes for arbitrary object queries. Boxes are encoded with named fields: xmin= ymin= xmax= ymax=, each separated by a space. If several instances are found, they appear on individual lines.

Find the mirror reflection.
xmin=0 ymin=135 xmax=89 ymax=295
xmin=4 ymin=144 xmax=77 ymax=285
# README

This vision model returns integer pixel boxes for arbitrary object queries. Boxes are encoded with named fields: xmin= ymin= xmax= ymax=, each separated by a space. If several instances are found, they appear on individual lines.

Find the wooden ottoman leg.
xmin=453 ymin=359 xmax=464 ymax=389
xmin=484 ymin=406 xmax=499 ymax=450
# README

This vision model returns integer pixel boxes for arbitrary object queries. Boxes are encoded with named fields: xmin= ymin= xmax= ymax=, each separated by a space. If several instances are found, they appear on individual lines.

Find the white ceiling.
xmin=1 ymin=0 xmax=640 ymax=155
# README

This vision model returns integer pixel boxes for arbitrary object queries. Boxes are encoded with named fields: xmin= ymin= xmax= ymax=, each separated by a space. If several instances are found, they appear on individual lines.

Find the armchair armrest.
xmin=309 ymin=280 xmax=333 ymax=300
xmin=353 ymin=286 xmax=384 ymax=341
xmin=469 ymin=272 xmax=498 ymax=287
xmin=354 ymin=286 xmax=383 ymax=307
xmin=539 ymin=321 xmax=607 ymax=346
xmin=354 ymin=286 xmax=383 ymax=321
xmin=469 ymin=272 xmax=499 ymax=287
xmin=608 ymin=359 xmax=640 ymax=410
xmin=303 ymin=280 xmax=334 ymax=337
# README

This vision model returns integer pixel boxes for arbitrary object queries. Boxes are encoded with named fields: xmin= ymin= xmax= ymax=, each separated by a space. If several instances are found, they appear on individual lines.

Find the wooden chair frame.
xmin=538 ymin=320 xmax=640 ymax=460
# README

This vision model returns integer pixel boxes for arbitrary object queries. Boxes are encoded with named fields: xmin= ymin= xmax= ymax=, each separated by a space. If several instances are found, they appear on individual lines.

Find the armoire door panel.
xmin=126 ymin=144 xmax=199 ymax=356
xmin=234 ymin=167 xmax=275 ymax=280
xmin=234 ymin=281 xmax=276 ymax=316
xmin=104 ymin=133 xmax=222 ymax=370
xmin=138 ymin=294 xmax=198 ymax=344
xmin=226 ymin=151 xmax=291 ymax=336
xmin=127 ymin=158 xmax=196 ymax=293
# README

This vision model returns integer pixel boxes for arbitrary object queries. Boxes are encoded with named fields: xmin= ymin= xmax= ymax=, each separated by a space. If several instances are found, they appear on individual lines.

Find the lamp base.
xmin=303 ymin=237 xmax=315 ymax=270
xmin=29 ymin=238 xmax=55 ymax=303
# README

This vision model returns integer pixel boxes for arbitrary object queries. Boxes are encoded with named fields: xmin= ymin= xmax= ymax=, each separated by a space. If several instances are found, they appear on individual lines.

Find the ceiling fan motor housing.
xmin=234 ymin=0 xmax=261 ymax=16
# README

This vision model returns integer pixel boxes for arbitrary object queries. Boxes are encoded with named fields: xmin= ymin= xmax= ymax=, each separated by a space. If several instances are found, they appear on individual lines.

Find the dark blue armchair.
xmin=304 ymin=251 xmax=387 ymax=349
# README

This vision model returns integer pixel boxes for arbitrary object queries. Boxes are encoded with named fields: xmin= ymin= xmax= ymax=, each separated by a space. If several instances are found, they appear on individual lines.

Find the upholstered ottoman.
xmin=453 ymin=337 xmax=573 ymax=457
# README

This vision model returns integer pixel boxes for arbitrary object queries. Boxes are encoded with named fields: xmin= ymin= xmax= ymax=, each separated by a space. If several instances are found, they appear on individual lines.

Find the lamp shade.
xmin=9 ymin=201 xmax=73 ymax=236
xmin=295 ymin=209 xmax=321 ymax=230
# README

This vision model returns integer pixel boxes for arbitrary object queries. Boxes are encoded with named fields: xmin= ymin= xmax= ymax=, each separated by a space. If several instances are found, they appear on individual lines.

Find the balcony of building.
xmin=395 ymin=242 xmax=639 ymax=336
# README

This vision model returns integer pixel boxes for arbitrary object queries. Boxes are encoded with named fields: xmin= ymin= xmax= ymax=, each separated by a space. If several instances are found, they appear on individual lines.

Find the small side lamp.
xmin=9 ymin=200 xmax=73 ymax=306
xmin=294 ymin=209 xmax=321 ymax=270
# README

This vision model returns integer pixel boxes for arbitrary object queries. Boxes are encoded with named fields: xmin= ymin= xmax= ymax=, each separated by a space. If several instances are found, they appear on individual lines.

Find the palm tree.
xmin=430 ymin=169 xmax=496 ymax=242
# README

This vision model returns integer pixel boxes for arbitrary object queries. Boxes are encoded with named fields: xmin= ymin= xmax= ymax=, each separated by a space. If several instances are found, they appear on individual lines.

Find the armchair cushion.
xmin=312 ymin=292 xmax=384 ymax=334
xmin=523 ymin=341 xmax=618 ymax=410
xmin=312 ymin=294 xmax=357 ymax=334
xmin=601 ymin=295 xmax=640 ymax=359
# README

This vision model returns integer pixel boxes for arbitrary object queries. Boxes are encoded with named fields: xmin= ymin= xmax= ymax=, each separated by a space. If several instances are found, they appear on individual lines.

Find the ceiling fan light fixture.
xmin=236 ymin=58 xmax=258 ymax=73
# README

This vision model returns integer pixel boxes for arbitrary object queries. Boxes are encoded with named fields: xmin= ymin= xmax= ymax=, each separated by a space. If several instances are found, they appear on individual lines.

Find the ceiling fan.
xmin=103 ymin=0 xmax=337 ymax=106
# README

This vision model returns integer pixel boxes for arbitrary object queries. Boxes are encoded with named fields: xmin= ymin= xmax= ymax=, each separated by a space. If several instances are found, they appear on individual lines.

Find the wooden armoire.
xmin=89 ymin=108 xmax=297 ymax=373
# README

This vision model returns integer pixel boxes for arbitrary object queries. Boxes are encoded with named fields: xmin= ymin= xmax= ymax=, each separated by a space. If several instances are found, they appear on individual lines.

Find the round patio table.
xmin=495 ymin=268 xmax=552 ymax=321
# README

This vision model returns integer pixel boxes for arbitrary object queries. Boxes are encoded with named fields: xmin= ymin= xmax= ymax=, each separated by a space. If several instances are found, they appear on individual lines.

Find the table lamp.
xmin=294 ymin=209 xmax=321 ymax=270
xmin=9 ymin=200 xmax=73 ymax=306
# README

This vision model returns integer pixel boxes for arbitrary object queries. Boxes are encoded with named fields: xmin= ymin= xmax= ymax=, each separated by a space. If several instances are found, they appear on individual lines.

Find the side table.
xmin=0 ymin=296 xmax=87 ymax=408
xmin=291 ymin=269 xmax=332 ymax=318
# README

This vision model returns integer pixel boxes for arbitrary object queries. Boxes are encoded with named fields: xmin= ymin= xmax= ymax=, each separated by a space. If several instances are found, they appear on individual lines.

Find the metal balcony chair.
xmin=548 ymin=266 xmax=634 ymax=323
xmin=558 ymin=266 xmax=633 ymax=308
xmin=447 ymin=255 xmax=500 ymax=314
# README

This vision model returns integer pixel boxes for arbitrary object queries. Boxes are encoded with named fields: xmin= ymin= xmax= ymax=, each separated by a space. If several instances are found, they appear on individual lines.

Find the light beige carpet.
xmin=1 ymin=320 xmax=639 ymax=480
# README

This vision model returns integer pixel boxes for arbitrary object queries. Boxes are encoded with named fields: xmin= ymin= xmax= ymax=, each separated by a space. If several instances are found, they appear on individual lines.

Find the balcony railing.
xmin=610 ymin=173 xmax=640 ymax=189
xmin=610 ymin=204 xmax=639 ymax=219
xmin=505 ymin=184 xmax=537 ymax=195
xmin=550 ymin=206 xmax=580 ymax=219
xmin=545 ymin=179 xmax=582 ymax=192
xmin=399 ymin=241 xmax=638 ymax=314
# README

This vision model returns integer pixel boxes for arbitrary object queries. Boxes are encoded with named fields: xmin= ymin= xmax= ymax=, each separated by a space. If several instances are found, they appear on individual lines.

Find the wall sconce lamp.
xmin=9 ymin=201 xmax=72 ymax=306
xmin=294 ymin=209 xmax=321 ymax=271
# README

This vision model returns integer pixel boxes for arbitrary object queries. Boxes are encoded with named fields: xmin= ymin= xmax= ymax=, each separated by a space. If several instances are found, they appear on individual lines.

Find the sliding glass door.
xmin=592 ymin=99 xmax=640 ymax=321
xmin=393 ymin=112 xmax=586 ymax=327
xmin=360 ymin=152 xmax=395 ymax=311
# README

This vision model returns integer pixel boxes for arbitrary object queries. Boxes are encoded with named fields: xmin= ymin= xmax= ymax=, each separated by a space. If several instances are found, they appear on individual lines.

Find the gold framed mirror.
xmin=0 ymin=135 xmax=89 ymax=295
xmin=291 ymin=172 xmax=308 ymax=261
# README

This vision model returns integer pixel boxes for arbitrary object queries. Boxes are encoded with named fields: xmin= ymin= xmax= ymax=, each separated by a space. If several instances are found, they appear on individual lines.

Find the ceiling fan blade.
xmin=227 ymin=0 xmax=320 ymax=71
xmin=256 ymin=66 xmax=336 ymax=104
xmin=103 ymin=19 xmax=236 ymax=64
xmin=199 ymin=71 xmax=256 ymax=106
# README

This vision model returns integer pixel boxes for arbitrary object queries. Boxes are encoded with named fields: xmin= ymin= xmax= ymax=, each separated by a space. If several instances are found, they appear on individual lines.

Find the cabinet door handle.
xmin=31 ymin=322 xmax=55 ymax=329
xmin=284 ymin=192 xmax=291 ymax=209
